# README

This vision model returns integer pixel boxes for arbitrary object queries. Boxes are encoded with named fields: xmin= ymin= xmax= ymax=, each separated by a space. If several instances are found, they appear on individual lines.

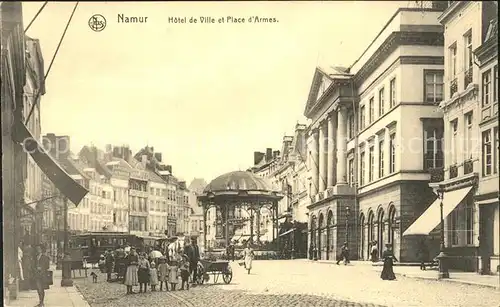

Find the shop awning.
xmin=279 ymin=228 xmax=296 ymax=237
xmin=14 ymin=120 xmax=89 ymax=205
xmin=403 ymin=186 xmax=472 ymax=236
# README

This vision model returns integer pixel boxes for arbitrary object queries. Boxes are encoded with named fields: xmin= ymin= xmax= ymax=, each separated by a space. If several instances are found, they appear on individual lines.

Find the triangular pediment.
xmin=303 ymin=66 xmax=351 ymax=118
xmin=303 ymin=67 xmax=332 ymax=118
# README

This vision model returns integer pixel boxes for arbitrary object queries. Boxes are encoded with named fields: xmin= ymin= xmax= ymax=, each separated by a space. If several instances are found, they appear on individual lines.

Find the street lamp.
xmin=435 ymin=186 xmax=449 ymax=279
xmin=60 ymin=196 xmax=74 ymax=287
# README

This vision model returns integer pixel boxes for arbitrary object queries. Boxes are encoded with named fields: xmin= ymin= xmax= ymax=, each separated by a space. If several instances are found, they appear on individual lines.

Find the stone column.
xmin=318 ymin=121 xmax=327 ymax=192
xmin=327 ymin=113 xmax=336 ymax=187
xmin=310 ymin=129 xmax=319 ymax=196
xmin=336 ymin=107 xmax=348 ymax=184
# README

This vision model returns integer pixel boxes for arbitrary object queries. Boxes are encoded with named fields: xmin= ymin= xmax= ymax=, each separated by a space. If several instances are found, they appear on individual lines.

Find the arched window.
xmin=327 ymin=210 xmax=334 ymax=256
xmin=388 ymin=205 xmax=396 ymax=245
xmin=359 ymin=213 xmax=366 ymax=260
xmin=377 ymin=208 xmax=385 ymax=256
xmin=318 ymin=213 xmax=324 ymax=257
xmin=367 ymin=210 xmax=375 ymax=244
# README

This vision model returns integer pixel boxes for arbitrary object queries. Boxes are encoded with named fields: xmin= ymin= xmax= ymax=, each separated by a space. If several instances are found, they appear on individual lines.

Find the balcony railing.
xmin=449 ymin=164 xmax=458 ymax=179
xmin=450 ymin=78 xmax=458 ymax=98
xmin=463 ymin=159 xmax=474 ymax=175
xmin=464 ymin=67 xmax=473 ymax=89
xmin=428 ymin=167 xmax=444 ymax=183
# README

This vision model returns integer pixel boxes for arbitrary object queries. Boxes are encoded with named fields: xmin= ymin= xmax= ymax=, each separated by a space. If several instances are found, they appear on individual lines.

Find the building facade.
xmin=409 ymin=1 xmax=498 ymax=273
xmin=147 ymin=176 xmax=168 ymax=235
xmin=474 ymin=16 xmax=499 ymax=275
xmin=305 ymin=7 xmax=449 ymax=262
xmin=22 ymin=36 xmax=44 ymax=244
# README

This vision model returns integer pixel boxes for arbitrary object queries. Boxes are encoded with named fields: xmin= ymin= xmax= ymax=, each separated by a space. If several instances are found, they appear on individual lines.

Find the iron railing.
xmin=450 ymin=78 xmax=458 ymax=98
xmin=449 ymin=164 xmax=458 ymax=179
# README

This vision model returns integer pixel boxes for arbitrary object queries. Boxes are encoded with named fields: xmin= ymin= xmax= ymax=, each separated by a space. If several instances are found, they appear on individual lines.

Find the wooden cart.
xmin=197 ymin=259 xmax=232 ymax=284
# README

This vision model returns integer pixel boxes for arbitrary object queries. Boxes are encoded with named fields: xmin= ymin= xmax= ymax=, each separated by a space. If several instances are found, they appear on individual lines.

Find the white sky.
xmin=22 ymin=1 xmax=410 ymax=183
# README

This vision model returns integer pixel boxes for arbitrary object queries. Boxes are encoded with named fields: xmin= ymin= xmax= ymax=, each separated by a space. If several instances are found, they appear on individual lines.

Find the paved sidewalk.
xmin=304 ymin=259 xmax=500 ymax=289
xmin=5 ymin=265 xmax=91 ymax=307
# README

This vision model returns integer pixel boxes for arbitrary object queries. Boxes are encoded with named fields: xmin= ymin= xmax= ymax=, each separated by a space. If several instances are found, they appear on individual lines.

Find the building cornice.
xmin=474 ymin=37 xmax=498 ymax=65
xmin=353 ymin=31 xmax=444 ymax=86
xmin=438 ymin=1 xmax=468 ymax=25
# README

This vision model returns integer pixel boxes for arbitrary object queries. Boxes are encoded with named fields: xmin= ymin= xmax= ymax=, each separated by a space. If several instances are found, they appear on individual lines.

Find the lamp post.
xmin=60 ymin=196 xmax=73 ymax=287
xmin=436 ymin=186 xmax=449 ymax=279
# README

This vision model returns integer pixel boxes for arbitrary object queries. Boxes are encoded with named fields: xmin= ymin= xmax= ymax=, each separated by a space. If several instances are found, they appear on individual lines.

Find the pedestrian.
xmin=380 ymin=243 xmax=397 ymax=280
xmin=242 ymin=241 xmax=254 ymax=274
xmin=137 ymin=253 xmax=150 ymax=293
xmin=157 ymin=257 xmax=169 ymax=291
xmin=168 ymin=259 xmax=179 ymax=291
xmin=417 ymin=238 xmax=429 ymax=270
xmin=336 ymin=242 xmax=349 ymax=265
xmin=22 ymin=242 xmax=34 ymax=290
xmin=184 ymin=236 xmax=200 ymax=285
xmin=33 ymin=244 xmax=50 ymax=307
xmin=124 ymin=247 xmax=139 ymax=294
xmin=180 ymin=254 xmax=190 ymax=290
xmin=149 ymin=261 xmax=158 ymax=291
xmin=105 ymin=250 xmax=115 ymax=281
xmin=370 ymin=241 xmax=379 ymax=262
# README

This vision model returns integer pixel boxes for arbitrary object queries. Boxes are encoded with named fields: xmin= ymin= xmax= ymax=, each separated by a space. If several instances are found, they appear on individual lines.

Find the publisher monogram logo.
xmin=89 ymin=14 xmax=106 ymax=32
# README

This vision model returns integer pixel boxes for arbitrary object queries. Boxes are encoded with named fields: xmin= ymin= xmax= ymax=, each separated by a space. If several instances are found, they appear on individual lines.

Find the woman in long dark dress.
xmin=124 ymin=247 xmax=139 ymax=294
xmin=380 ymin=243 xmax=397 ymax=280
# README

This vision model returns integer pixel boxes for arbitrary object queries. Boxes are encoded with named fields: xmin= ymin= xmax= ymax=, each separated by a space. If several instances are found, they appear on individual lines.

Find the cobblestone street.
xmin=75 ymin=260 xmax=499 ymax=307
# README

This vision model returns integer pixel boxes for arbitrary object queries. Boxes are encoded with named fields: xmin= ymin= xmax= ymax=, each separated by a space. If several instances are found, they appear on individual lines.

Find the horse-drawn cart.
xmin=197 ymin=259 xmax=232 ymax=284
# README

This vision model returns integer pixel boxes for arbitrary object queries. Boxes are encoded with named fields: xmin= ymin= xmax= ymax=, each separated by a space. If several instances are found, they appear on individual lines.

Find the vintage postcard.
xmin=1 ymin=1 xmax=499 ymax=306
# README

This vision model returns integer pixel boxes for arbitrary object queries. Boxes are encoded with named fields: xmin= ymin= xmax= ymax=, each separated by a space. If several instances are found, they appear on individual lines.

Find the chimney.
xmin=253 ymin=151 xmax=264 ymax=165
xmin=273 ymin=150 xmax=280 ymax=159
xmin=154 ymin=152 xmax=162 ymax=162
xmin=43 ymin=134 xmax=70 ymax=160
xmin=123 ymin=146 xmax=131 ymax=162
xmin=266 ymin=148 xmax=272 ymax=161
xmin=166 ymin=165 xmax=172 ymax=174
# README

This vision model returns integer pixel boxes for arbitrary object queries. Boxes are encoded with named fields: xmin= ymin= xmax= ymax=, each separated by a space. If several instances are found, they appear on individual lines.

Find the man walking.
xmin=184 ymin=236 xmax=200 ymax=285
xmin=336 ymin=242 xmax=349 ymax=265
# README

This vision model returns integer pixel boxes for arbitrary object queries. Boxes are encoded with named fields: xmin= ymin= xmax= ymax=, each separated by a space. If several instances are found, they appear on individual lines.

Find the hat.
xmin=385 ymin=243 xmax=392 ymax=247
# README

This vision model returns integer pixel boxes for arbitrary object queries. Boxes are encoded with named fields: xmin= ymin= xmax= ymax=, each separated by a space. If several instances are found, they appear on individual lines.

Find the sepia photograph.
xmin=1 ymin=1 xmax=499 ymax=306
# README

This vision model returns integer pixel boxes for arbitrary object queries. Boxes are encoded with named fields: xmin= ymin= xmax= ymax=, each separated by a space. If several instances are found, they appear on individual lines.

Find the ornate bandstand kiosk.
xmin=197 ymin=171 xmax=284 ymax=250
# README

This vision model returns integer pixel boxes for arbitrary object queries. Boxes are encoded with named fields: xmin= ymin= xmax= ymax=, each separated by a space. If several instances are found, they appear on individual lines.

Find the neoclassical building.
xmin=305 ymin=7 xmax=447 ymax=262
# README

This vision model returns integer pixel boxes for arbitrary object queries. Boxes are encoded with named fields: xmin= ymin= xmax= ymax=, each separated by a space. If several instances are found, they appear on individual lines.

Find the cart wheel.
xmin=223 ymin=267 xmax=233 ymax=284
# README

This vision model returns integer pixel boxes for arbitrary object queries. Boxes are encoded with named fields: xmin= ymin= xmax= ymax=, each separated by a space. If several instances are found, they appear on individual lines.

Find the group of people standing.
xmin=121 ymin=236 xmax=201 ymax=294
xmin=369 ymin=240 xmax=398 ymax=281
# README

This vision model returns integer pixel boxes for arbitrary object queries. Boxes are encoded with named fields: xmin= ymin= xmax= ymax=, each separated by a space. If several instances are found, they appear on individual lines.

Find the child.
xmin=168 ymin=259 xmax=179 ymax=291
xmin=149 ymin=261 xmax=159 ymax=291
xmin=157 ymin=257 xmax=169 ymax=291
xmin=180 ymin=254 xmax=191 ymax=290
xmin=137 ymin=253 xmax=150 ymax=293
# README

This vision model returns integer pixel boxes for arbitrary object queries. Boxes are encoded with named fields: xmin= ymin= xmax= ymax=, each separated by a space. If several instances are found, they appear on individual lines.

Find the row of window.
xmin=448 ymin=30 xmax=473 ymax=97
xmin=130 ymin=216 xmax=147 ymax=231
xmin=356 ymin=77 xmax=397 ymax=134
xmin=348 ymin=133 xmax=397 ymax=187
